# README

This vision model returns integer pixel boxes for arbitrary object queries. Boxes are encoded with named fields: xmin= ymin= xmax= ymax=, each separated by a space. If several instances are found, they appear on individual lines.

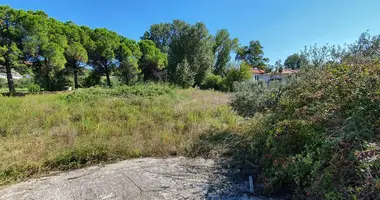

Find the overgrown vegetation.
xmin=0 ymin=6 xmax=265 ymax=95
xmin=0 ymin=85 xmax=241 ymax=185
xmin=228 ymin=34 xmax=380 ymax=199
xmin=1 ymin=4 xmax=380 ymax=199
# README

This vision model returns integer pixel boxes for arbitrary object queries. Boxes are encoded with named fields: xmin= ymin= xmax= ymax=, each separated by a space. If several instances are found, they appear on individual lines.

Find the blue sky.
xmin=2 ymin=0 xmax=380 ymax=64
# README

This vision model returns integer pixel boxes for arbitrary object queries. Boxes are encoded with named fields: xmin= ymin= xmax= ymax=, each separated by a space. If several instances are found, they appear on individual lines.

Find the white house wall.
xmin=253 ymin=74 xmax=286 ymax=82
xmin=0 ymin=73 xmax=23 ymax=80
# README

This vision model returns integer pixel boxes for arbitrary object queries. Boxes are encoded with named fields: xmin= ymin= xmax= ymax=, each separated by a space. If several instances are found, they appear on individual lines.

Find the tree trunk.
xmin=5 ymin=55 xmax=16 ymax=96
xmin=105 ymin=69 xmax=111 ymax=87
xmin=5 ymin=63 xmax=16 ymax=96
xmin=46 ymin=75 xmax=51 ymax=91
xmin=74 ymin=70 xmax=79 ymax=89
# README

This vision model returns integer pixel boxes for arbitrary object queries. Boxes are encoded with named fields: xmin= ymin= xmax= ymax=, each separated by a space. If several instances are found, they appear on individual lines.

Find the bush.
xmin=224 ymin=62 xmax=252 ymax=91
xmin=173 ymin=59 xmax=195 ymax=88
xmin=83 ymin=70 xmax=101 ymax=87
xmin=0 ymin=78 xmax=7 ymax=89
xmin=231 ymin=80 xmax=283 ymax=117
xmin=201 ymin=74 xmax=223 ymax=90
xmin=117 ymin=84 xmax=175 ymax=97
xmin=65 ymin=83 xmax=176 ymax=102
xmin=232 ymin=64 xmax=380 ymax=199
xmin=14 ymin=78 xmax=33 ymax=89
xmin=100 ymin=76 xmax=121 ymax=88
xmin=28 ymin=84 xmax=41 ymax=94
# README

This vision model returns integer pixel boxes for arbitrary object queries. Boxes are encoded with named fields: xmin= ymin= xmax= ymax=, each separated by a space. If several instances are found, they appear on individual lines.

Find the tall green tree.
xmin=138 ymin=40 xmax=167 ymax=81
xmin=141 ymin=23 xmax=172 ymax=53
xmin=87 ymin=28 xmax=120 ymax=87
xmin=25 ymin=16 xmax=68 ymax=90
xmin=274 ymin=59 xmax=283 ymax=72
xmin=65 ymin=42 xmax=88 ymax=88
xmin=143 ymin=20 xmax=214 ymax=86
xmin=0 ymin=6 xmax=27 ymax=95
xmin=63 ymin=22 xmax=90 ymax=88
xmin=284 ymin=53 xmax=308 ymax=69
xmin=213 ymin=29 xmax=239 ymax=77
xmin=168 ymin=21 xmax=214 ymax=86
xmin=117 ymin=37 xmax=142 ymax=85
xmin=236 ymin=40 xmax=269 ymax=69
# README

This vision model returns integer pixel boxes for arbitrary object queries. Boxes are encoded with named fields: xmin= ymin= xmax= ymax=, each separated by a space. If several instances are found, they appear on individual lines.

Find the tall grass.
xmin=0 ymin=85 xmax=241 ymax=185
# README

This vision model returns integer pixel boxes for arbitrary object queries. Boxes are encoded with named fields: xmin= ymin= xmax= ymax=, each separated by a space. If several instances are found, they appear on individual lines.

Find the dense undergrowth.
xmin=0 ymin=84 xmax=241 ymax=185
xmin=230 ymin=63 xmax=380 ymax=199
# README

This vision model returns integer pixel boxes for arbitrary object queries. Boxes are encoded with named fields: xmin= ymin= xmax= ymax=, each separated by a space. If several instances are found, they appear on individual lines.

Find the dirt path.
xmin=0 ymin=157 xmax=264 ymax=200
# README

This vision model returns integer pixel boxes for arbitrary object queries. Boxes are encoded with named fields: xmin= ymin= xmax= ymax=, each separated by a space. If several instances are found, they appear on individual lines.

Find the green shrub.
xmin=14 ymin=78 xmax=33 ymax=89
xmin=231 ymin=80 xmax=283 ymax=117
xmin=233 ymin=64 xmax=380 ymax=199
xmin=224 ymin=61 xmax=252 ymax=91
xmin=173 ymin=59 xmax=195 ymax=88
xmin=83 ymin=70 xmax=101 ymax=87
xmin=201 ymin=74 xmax=224 ymax=90
xmin=0 ymin=78 xmax=7 ymax=89
xmin=65 ymin=83 xmax=176 ymax=102
xmin=100 ymin=76 xmax=121 ymax=88
xmin=28 ymin=84 xmax=41 ymax=94
xmin=117 ymin=83 xmax=175 ymax=97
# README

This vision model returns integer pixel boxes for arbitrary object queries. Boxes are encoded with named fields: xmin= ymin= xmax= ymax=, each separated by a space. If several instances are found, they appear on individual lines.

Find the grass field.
xmin=0 ymin=85 xmax=241 ymax=185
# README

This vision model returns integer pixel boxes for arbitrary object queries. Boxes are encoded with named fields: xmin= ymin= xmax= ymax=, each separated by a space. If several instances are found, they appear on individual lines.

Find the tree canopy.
xmin=0 ymin=6 xmax=276 ymax=93
xmin=236 ymin=40 xmax=269 ymax=69
xmin=284 ymin=53 xmax=308 ymax=69
xmin=213 ymin=29 xmax=239 ymax=77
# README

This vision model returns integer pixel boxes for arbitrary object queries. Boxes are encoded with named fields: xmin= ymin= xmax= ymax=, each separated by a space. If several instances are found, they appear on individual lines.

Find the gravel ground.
xmin=0 ymin=157 xmax=267 ymax=200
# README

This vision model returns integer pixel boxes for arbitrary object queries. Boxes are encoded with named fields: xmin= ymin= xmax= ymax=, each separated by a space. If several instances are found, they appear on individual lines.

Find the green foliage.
xmin=117 ymin=37 xmax=142 ymax=85
xmin=99 ymin=76 xmax=121 ymax=88
xmin=138 ymin=40 xmax=167 ymax=81
xmin=1 ymin=6 xmax=271 ymax=92
xmin=83 ymin=69 xmax=101 ymax=87
xmin=223 ymin=62 xmax=252 ymax=91
xmin=231 ymin=80 xmax=283 ymax=117
xmin=300 ymin=43 xmax=337 ymax=68
xmin=0 ymin=6 xmax=30 ymax=94
xmin=173 ymin=59 xmax=194 ymax=88
xmin=0 ymin=88 xmax=238 ymax=184
xmin=165 ymin=20 xmax=214 ymax=86
xmin=284 ymin=53 xmax=308 ymax=69
xmin=27 ymin=84 xmax=41 ymax=94
xmin=141 ymin=23 xmax=172 ymax=53
xmin=117 ymin=84 xmax=175 ymax=97
xmin=65 ymin=84 xmax=175 ymax=103
xmin=0 ymin=78 xmax=7 ymax=88
xmin=213 ymin=29 xmax=239 ymax=77
xmin=14 ymin=78 xmax=33 ymax=89
xmin=87 ymin=28 xmax=120 ymax=87
xmin=236 ymin=40 xmax=269 ymax=69
xmin=201 ymin=73 xmax=224 ymax=90
xmin=232 ymin=63 xmax=380 ymax=199
xmin=65 ymin=41 xmax=88 ymax=88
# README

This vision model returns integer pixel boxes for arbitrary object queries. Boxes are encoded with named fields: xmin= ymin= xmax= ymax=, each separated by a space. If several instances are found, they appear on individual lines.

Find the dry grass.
xmin=0 ymin=87 xmax=241 ymax=185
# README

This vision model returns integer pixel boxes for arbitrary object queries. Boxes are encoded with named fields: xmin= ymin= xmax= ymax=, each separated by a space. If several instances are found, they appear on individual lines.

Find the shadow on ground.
xmin=188 ymin=129 xmax=286 ymax=199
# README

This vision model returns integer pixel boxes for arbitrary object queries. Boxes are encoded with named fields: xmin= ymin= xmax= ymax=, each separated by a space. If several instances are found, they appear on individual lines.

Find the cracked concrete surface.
xmin=0 ymin=157 xmax=264 ymax=200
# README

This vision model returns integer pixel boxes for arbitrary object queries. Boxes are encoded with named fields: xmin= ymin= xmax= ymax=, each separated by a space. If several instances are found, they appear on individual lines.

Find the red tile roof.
xmin=281 ymin=69 xmax=298 ymax=74
xmin=251 ymin=68 xmax=265 ymax=74
xmin=252 ymin=68 xmax=299 ymax=75
xmin=24 ymin=61 xmax=33 ymax=66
